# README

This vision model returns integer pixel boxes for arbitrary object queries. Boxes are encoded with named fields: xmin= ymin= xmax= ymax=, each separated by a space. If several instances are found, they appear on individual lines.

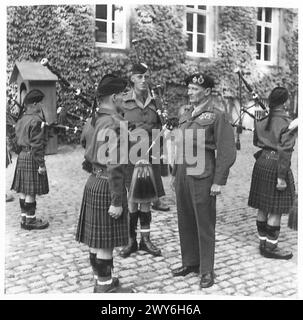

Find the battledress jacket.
xmin=253 ymin=108 xmax=296 ymax=180
xmin=15 ymin=107 xmax=46 ymax=168
xmin=172 ymin=97 xmax=236 ymax=185
xmin=84 ymin=108 xmax=129 ymax=207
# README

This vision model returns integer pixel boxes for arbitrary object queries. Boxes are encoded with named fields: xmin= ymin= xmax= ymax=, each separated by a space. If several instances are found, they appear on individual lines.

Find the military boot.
xmin=139 ymin=232 xmax=161 ymax=256
xmin=263 ymin=241 xmax=293 ymax=260
xmin=94 ymin=258 xmax=119 ymax=293
xmin=120 ymin=211 xmax=139 ymax=258
xmin=23 ymin=202 xmax=49 ymax=230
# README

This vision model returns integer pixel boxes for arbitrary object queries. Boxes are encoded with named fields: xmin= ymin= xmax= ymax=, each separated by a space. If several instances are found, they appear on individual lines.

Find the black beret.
xmin=96 ymin=74 xmax=127 ymax=97
xmin=185 ymin=73 xmax=215 ymax=89
xmin=131 ymin=62 xmax=149 ymax=74
xmin=268 ymin=87 xmax=289 ymax=108
xmin=23 ymin=89 xmax=45 ymax=105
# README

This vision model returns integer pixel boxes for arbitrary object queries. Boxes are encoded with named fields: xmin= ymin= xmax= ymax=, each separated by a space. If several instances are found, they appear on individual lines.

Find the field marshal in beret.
xmin=171 ymin=73 xmax=237 ymax=288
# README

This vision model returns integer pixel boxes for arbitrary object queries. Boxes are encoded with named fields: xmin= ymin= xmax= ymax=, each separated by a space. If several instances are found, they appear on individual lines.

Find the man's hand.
xmin=170 ymin=176 xmax=176 ymax=192
xmin=210 ymin=184 xmax=221 ymax=196
xmin=108 ymin=205 xmax=123 ymax=219
xmin=38 ymin=166 xmax=47 ymax=175
xmin=276 ymin=178 xmax=287 ymax=191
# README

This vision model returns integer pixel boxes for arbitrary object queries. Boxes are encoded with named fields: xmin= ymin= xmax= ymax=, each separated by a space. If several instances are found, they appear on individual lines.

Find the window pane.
xmin=112 ymin=19 xmax=124 ymax=44
xmin=186 ymin=5 xmax=194 ymax=8
xmin=198 ymin=5 xmax=206 ymax=10
xmin=96 ymin=5 xmax=107 ymax=20
xmin=256 ymin=43 xmax=261 ymax=60
xmin=197 ymin=14 xmax=206 ymax=33
xmin=187 ymin=33 xmax=193 ymax=52
xmin=186 ymin=13 xmax=193 ymax=32
xmin=197 ymin=34 xmax=205 ymax=53
xmin=265 ymin=27 xmax=271 ymax=44
xmin=257 ymin=8 xmax=262 ymax=21
xmin=264 ymin=45 xmax=271 ymax=61
xmin=265 ymin=8 xmax=272 ymax=22
xmin=257 ymin=25 xmax=261 ymax=42
xmin=112 ymin=5 xmax=123 ymax=21
xmin=95 ymin=20 xmax=107 ymax=43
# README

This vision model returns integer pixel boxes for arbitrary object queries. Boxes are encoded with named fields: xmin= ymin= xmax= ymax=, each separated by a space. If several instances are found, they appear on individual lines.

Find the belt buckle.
xmin=96 ymin=169 xmax=104 ymax=179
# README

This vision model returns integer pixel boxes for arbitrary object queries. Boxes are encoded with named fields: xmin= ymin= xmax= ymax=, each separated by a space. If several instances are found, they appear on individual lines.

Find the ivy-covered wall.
xmin=7 ymin=4 xmax=298 ymax=144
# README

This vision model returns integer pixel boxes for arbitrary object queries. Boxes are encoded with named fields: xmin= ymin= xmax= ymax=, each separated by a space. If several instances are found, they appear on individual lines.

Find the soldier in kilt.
xmin=11 ymin=89 xmax=49 ymax=230
xmin=248 ymin=87 xmax=296 ymax=260
xmin=119 ymin=63 xmax=166 ymax=258
xmin=75 ymin=74 xmax=133 ymax=293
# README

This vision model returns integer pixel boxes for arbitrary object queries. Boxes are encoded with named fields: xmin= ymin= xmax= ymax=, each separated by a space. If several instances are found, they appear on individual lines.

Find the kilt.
xmin=11 ymin=151 xmax=49 ymax=196
xmin=75 ymin=174 xmax=128 ymax=249
xmin=248 ymin=155 xmax=295 ymax=214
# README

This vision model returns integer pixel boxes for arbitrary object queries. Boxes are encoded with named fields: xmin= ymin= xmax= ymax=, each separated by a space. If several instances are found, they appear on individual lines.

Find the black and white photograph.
xmin=2 ymin=0 xmax=301 ymax=301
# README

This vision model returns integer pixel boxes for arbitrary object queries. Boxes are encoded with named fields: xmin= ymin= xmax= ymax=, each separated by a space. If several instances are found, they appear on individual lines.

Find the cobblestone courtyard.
xmin=5 ymin=133 xmax=298 ymax=297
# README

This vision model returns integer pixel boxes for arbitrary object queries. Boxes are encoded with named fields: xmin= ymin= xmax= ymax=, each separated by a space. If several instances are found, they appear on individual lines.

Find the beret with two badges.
xmin=185 ymin=73 xmax=215 ymax=89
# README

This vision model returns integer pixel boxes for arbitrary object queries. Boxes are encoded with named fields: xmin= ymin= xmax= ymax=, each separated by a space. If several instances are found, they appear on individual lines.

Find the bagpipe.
xmin=40 ymin=58 xmax=97 ymax=128
xmin=232 ymin=68 xmax=269 ymax=150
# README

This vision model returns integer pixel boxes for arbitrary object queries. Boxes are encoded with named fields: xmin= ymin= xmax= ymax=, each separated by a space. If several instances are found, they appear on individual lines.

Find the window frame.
xmin=185 ymin=5 xmax=210 ymax=58
xmin=256 ymin=7 xmax=279 ymax=66
xmin=95 ymin=4 xmax=127 ymax=49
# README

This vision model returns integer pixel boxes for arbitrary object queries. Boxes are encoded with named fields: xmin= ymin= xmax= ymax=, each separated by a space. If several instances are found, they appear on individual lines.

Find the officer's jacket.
xmin=173 ymin=97 xmax=236 ymax=185
xmin=122 ymin=89 xmax=162 ymax=135
xmin=253 ymin=108 xmax=296 ymax=179
xmin=15 ymin=105 xmax=46 ymax=167
xmin=85 ymin=108 xmax=128 ymax=207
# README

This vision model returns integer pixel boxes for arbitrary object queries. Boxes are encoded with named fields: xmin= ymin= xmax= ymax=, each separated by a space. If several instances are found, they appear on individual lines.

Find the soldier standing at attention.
xmin=119 ymin=63 xmax=168 ymax=258
xmin=76 ymin=74 xmax=133 ymax=293
xmin=171 ymin=73 xmax=236 ymax=288
xmin=248 ymin=87 xmax=296 ymax=260
xmin=11 ymin=89 xmax=49 ymax=230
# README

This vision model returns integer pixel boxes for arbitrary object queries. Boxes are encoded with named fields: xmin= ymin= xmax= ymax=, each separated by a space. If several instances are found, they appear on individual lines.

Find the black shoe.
xmin=139 ymin=237 xmax=161 ymax=256
xmin=94 ymin=277 xmax=119 ymax=293
xmin=119 ymin=240 xmax=138 ymax=258
xmin=263 ymin=245 xmax=293 ymax=260
xmin=23 ymin=218 xmax=49 ymax=230
xmin=172 ymin=265 xmax=199 ymax=277
xmin=152 ymin=201 xmax=170 ymax=211
xmin=200 ymin=272 xmax=214 ymax=288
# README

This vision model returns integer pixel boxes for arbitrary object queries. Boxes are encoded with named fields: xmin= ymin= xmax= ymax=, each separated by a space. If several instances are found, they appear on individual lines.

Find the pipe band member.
xmin=120 ymin=62 xmax=168 ymax=259
xmin=248 ymin=86 xmax=296 ymax=260
xmin=171 ymin=73 xmax=236 ymax=289
xmin=75 ymin=74 xmax=133 ymax=293
xmin=11 ymin=89 xmax=49 ymax=230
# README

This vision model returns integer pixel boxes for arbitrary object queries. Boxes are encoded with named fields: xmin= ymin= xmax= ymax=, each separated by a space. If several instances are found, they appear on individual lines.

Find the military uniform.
xmin=119 ymin=62 xmax=165 ymax=258
xmin=76 ymin=108 xmax=129 ymax=249
xmin=11 ymin=89 xmax=49 ymax=230
xmin=123 ymin=89 xmax=164 ymax=196
xmin=248 ymin=87 xmax=296 ymax=261
xmin=173 ymin=96 xmax=236 ymax=277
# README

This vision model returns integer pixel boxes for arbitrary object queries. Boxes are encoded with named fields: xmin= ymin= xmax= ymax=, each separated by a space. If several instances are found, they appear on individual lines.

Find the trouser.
xmin=175 ymin=165 xmax=216 ymax=275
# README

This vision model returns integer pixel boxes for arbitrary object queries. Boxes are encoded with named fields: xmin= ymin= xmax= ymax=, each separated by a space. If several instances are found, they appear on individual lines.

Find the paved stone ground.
xmin=5 ymin=133 xmax=298 ymax=297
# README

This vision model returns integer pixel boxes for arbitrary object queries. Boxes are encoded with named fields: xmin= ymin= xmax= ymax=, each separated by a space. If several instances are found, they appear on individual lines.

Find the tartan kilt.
xmin=248 ymin=156 xmax=295 ymax=214
xmin=75 ymin=174 xmax=128 ymax=249
xmin=11 ymin=151 xmax=49 ymax=196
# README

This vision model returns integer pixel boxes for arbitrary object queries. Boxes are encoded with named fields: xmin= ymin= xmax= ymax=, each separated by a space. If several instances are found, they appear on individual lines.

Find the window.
xmin=95 ymin=4 xmax=126 ymax=49
xmin=256 ymin=7 xmax=278 ymax=64
xmin=185 ymin=5 xmax=208 ymax=57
